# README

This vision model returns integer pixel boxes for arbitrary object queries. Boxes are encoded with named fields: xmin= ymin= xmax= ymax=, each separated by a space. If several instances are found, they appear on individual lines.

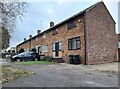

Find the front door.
xmin=38 ymin=46 xmax=40 ymax=55
xmin=55 ymin=42 xmax=59 ymax=57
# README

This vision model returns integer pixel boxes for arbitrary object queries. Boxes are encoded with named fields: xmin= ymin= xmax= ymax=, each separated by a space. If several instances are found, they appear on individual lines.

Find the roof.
xmin=16 ymin=1 xmax=115 ymax=47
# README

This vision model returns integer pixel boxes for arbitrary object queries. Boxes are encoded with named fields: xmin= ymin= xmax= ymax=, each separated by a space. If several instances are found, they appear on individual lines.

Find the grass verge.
xmin=14 ymin=61 xmax=55 ymax=66
xmin=0 ymin=65 xmax=34 ymax=84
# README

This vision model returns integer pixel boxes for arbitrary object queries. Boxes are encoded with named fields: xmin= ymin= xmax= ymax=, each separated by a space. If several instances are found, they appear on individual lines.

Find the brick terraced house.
xmin=118 ymin=34 xmax=120 ymax=61
xmin=16 ymin=2 xmax=118 ymax=65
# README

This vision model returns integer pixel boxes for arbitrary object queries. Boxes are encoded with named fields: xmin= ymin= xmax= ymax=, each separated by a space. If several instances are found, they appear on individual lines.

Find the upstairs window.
xmin=52 ymin=29 xmax=58 ymax=35
xmin=43 ymin=33 xmax=46 ymax=39
xmin=67 ymin=20 xmax=76 ymax=29
xmin=36 ymin=37 xmax=39 ymax=41
xmin=68 ymin=37 xmax=80 ymax=50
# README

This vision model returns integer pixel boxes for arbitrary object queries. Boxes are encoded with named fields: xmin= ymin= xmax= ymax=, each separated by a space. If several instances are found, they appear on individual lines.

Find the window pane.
xmin=42 ymin=45 xmax=48 ymax=52
xmin=52 ymin=29 xmax=58 ymax=35
xmin=68 ymin=40 xmax=72 ymax=50
xmin=77 ymin=40 xmax=80 ymax=49
xmin=43 ymin=33 xmax=46 ymax=38
xmin=52 ymin=43 xmax=55 ymax=51
xmin=68 ymin=20 xmax=76 ymax=29
xmin=59 ymin=42 xmax=62 ymax=50
xmin=72 ymin=39 xmax=76 ymax=49
xmin=76 ymin=37 xmax=80 ymax=41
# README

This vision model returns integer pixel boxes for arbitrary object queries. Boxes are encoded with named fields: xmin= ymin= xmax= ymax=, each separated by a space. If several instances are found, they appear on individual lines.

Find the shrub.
xmin=42 ymin=56 xmax=53 ymax=62
xmin=19 ymin=48 xmax=25 ymax=53
xmin=30 ymin=48 xmax=36 ymax=53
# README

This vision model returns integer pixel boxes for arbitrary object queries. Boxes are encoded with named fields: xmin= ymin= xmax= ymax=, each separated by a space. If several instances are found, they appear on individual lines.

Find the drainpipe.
xmin=84 ymin=12 xmax=87 ymax=65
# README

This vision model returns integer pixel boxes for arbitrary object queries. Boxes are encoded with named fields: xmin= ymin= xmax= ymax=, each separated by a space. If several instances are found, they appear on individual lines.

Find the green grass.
xmin=15 ymin=61 xmax=55 ymax=66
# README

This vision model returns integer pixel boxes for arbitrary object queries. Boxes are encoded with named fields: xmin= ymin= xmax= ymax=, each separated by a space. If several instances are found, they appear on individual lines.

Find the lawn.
xmin=14 ymin=61 xmax=55 ymax=66
xmin=0 ymin=65 xmax=33 ymax=84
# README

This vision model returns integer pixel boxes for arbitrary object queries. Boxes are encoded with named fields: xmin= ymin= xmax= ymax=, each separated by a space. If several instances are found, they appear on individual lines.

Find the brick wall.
xmin=47 ymin=16 xmax=85 ymax=64
xmin=34 ymin=16 xmax=86 ymax=64
xmin=16 ymin=16 xmax=85 ymax=64
xmin=118 ymin=34 xmax=120 ymax=42
xmin=85 ymin=2 xmax=118 ymax=64
xmin=16 ymin=2 xmax=117 ymax=65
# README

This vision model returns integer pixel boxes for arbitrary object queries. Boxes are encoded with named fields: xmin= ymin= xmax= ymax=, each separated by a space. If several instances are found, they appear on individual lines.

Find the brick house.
xmin=16 ymin=2 xmax=118 ymax=65
xmin=118 ymin=34 xmax=120 ymax=61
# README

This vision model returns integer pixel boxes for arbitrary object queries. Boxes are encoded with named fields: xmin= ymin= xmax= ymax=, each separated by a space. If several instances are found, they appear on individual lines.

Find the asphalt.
xmin=1 ymin=58 xmax=119 ymax=87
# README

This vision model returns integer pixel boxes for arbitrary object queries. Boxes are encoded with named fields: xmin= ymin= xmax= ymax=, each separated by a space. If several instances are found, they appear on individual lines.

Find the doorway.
xmin=55 ymin=42 xmax=59 ymax=57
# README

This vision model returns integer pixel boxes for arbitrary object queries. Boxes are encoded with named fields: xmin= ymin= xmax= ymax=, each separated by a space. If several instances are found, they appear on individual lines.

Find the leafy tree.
xmin=19 ymin=48 xmax=25 ymax=53
xmin=1 ymin=27 xmax=10 ymax=49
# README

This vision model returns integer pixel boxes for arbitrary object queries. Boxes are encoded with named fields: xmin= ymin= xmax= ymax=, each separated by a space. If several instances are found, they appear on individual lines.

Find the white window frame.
xmin=59 ymin=42 xmax=62 ymax=50
xmin=42 ymin=45 xmax=48 ymax=52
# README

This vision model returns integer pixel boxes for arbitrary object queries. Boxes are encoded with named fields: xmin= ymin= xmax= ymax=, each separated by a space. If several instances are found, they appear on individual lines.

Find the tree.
xmin=19 ymin=48 xmax=25 ymax=53
xmin=0 ymin=2 xmax=27 ymax=33
xmin=1 ymin=27 xmax=10 ymax=49
xmin=0 ymin=2 xmax=27 ymax=50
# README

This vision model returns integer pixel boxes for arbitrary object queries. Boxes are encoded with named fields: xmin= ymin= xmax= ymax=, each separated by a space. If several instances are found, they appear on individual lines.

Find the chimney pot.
xmin=50 ymin=21 xmax=54 ymax=28
xmin=37 ymin=30 xmax=41 ymax=35
xmin=29 ymin=35 xmax=32 ymax=39
xmin=24 ymin=38 xmax=26 ymax=41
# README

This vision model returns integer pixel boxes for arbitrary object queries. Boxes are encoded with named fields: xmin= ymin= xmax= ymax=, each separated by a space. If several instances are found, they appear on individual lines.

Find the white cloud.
xmin=47 ymin=9 xmax=53 ymax=14
xmin=57 ymin=0 xmax=64 ymax=5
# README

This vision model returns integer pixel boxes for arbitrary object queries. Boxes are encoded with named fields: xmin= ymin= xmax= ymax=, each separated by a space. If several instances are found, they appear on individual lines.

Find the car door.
xmin=23 ymin=53 xmax=33 ymax=61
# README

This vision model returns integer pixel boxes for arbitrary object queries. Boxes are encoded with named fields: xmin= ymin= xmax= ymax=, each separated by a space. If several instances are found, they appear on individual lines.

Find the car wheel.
xmin=16 ymin=58 xmax=21 ymax=62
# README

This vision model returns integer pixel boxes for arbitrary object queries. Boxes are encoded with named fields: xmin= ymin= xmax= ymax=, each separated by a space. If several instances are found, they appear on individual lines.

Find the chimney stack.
xmin=50 ymin=21 xmax=54 ymax=28
xmin=24 ymin=38 xmax=26 ymax=41
xmin=37 ymin=30 xmax=41 ymax=35
xmin=29 ymin=35 xmax=32 ymax=39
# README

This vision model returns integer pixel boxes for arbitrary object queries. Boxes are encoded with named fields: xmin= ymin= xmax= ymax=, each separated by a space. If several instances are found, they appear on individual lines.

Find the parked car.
xmin=11 ymin=52 xmax=40 ymax=62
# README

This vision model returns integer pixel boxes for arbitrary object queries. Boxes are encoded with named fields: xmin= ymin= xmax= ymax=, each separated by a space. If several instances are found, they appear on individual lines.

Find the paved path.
xmin=0 ymin=58 xmax=7 ymax=64
xmin=1 ymin=59 xmax=118 ymax=87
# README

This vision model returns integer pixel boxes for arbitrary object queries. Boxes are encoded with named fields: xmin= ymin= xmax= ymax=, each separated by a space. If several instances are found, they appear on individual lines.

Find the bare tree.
xmin=0 ymin=2 xmax=27 ymax=50
xmin=1 ymin=2 xmax=27 ymax=33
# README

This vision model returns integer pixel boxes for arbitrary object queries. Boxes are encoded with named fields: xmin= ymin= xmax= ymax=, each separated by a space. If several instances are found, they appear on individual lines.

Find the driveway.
xmin=2 ymin=60 xmax=119 ymax=87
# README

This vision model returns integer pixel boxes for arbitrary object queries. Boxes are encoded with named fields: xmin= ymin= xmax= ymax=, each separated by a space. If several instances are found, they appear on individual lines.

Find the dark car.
xmin=11 ymin=52 xmax=40 ymax=62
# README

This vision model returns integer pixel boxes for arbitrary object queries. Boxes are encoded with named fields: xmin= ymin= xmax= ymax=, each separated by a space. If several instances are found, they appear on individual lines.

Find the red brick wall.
xmin=47 ymin=16 xmax=85 ymax=64
xmin=118 ymin=34 xmax=120 ymax=42
xmin=17 ymin=16 xmax=85 ymax=64
xmin=36 ymin=16 xmax=85 ymax=64
xmin=85 ymin=2 xmax=118 ymax=64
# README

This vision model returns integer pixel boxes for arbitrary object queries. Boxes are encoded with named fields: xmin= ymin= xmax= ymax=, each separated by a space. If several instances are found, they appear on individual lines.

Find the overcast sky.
xmin=9 ymin=0 xmax=119 ymax=48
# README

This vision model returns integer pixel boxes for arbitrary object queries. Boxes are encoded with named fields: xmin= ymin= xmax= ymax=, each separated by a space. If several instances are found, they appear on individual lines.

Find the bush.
xmin=30 ymin=48 xmax=36 ymax=53
xmin=42 ymin=56 xmax=53 ymax=62
xmin=19 ymin=48 xmax=25 ymax=53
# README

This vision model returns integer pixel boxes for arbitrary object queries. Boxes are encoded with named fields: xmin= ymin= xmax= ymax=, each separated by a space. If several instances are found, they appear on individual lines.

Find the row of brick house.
xmin=118 ymin=34 xmax=120 ymax=61
xmin=16 ymin=2 xmax=118 ymax=65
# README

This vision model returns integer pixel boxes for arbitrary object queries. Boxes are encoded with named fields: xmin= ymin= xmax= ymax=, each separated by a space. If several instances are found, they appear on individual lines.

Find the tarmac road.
xmin=1 ymin=59 xmax=118 ymax=87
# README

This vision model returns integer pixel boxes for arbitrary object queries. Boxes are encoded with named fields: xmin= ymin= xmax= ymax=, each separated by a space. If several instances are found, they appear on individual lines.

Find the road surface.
xmin=1 ymin=59 xmax=118 ymax=87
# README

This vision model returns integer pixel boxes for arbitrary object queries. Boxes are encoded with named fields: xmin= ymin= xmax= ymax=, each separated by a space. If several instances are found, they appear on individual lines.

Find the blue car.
xmin=11 ymin=52 xmax=40 ymax=62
